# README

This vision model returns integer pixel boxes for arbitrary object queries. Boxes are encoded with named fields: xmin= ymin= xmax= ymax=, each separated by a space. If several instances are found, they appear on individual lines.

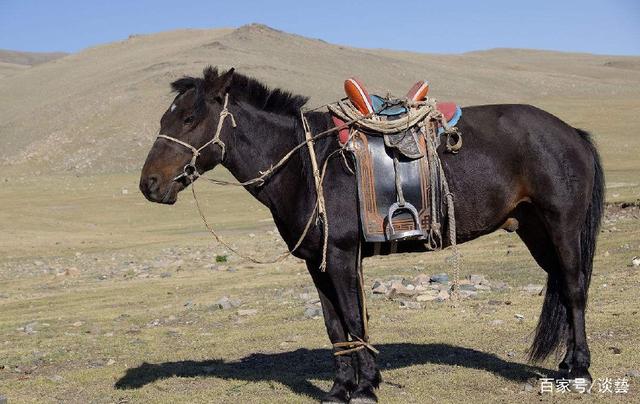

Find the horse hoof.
xmin=349 ymin=398 xmax=377 ymax=404
xmin=568 ymin=367 xmax=592 ymax=384
xmin=321 ymin=389 xmax=349 ymax=403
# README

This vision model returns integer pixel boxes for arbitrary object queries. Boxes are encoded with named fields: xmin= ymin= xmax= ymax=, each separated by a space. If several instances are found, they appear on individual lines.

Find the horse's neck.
xmin=222 ymin=105 xmax=326 ymax=243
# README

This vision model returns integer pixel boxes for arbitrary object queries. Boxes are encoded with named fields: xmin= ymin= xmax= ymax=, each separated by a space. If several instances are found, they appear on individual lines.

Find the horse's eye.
xmin=183 ymin=115 xmax=195 ymax=125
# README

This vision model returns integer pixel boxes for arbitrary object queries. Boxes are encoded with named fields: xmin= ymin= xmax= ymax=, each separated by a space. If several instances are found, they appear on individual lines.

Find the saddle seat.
xmin=334 ymin=77 xmax=461 ymax=144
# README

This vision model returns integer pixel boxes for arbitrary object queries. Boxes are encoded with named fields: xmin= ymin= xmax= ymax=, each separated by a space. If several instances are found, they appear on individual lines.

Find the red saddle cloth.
xmin=333 ymin=77 xmax=459 ymax=145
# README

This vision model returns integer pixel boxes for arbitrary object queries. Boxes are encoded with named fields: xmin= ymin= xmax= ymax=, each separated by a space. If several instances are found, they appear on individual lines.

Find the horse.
xmin=139 ymin=67 xmax=604 ymax=403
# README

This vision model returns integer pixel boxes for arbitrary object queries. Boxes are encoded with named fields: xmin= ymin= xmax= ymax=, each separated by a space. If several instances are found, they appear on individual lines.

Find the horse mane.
xmin=170 ymin=67 xmax=309 ymax=116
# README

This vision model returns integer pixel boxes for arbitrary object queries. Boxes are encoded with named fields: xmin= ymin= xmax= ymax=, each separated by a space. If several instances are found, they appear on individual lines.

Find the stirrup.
xmin=384 ymin=202 xmax=425 ymax=241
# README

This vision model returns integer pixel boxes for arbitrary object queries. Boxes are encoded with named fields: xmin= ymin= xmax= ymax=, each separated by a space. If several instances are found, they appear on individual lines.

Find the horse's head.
xmin=139 ymin=67 xmax=235 ymax=204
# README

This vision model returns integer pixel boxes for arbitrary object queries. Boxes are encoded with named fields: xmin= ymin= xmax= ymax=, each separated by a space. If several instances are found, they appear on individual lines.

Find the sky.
xmin=1 ymin=0 xmax=639 ymax=56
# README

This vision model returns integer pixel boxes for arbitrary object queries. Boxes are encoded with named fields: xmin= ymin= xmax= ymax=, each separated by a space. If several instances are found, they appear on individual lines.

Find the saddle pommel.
xmin=406 ymin=80 xmax=430 ymax=101
xmin=344 ymin=77 xmax=374 ymax=115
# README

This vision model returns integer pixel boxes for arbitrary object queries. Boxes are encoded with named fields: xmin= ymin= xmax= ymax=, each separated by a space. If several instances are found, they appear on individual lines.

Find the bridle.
xmin=156 ymin=93 xmax=236 ymax=182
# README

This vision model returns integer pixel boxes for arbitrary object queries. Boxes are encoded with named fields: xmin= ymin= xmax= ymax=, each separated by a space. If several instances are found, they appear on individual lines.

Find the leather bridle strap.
xmin=156 ymin=93 xmax=236 ymax=181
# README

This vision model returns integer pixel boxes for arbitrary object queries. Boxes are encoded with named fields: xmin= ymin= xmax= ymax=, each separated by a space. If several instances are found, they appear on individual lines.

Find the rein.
xmin=156 ymin=94 xmax=364 ymax=270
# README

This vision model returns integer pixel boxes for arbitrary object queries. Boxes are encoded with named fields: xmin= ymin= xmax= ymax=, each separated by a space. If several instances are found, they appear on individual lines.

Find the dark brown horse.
xmin=139 ymin=67 xmax=604 ymax=403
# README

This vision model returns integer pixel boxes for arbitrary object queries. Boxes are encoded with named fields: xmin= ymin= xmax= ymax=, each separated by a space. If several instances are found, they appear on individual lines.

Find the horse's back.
xmin=444 ymin=104 xmax=596 ymax=241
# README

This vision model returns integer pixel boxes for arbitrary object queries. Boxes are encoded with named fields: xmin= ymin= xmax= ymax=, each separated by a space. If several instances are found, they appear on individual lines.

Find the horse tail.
xmin=575 ymin=128 xmax=604 ymax=298
xmin=529 ymin=128 xmax=604 ymax=362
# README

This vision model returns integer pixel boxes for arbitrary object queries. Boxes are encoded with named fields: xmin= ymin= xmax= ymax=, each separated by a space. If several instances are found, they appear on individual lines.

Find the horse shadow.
xmin=114 ymin=343 xmax=556 ymax=399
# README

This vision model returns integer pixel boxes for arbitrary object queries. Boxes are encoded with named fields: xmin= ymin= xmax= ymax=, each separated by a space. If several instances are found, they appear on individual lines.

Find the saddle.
xmin=331 ymin=77 xmax=462 ymax=245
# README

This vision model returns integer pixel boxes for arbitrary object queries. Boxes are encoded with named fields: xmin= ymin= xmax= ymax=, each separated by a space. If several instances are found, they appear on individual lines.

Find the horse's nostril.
xmin=148 ymin=175 xmax=159 ymax=186
xmin=141 ymin=174 xmax=160 ymax=195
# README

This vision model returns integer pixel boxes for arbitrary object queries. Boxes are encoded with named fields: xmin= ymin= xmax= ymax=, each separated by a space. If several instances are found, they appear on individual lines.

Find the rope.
xmin=191 ymin=143 xmax=349 ymax=266
xmin=328 ymin=99 xmax=438 ymax=134
xmin=301 ymin=112 xmax=330 ymax=271
xmin=190 ymin=181 xmax=316 ymax=264
xmin=157 ymin=93 xmax=236 ymax=175
xmin=332 ymin=240 xmax=380 ymax=356
xmin=440 ymin=164 xmax=461 ymax=305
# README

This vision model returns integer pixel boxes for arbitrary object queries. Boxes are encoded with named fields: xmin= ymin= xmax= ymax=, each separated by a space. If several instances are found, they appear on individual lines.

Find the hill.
xmin=0 ymin=49 xmax=67 ymax=79
xmin=0 ymin=23 xmax=639 ymax=178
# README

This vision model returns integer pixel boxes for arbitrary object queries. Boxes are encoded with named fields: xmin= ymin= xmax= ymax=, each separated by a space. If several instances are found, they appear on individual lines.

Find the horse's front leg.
xmin=324 ymin=248 xmax=381 ymax=403
xmin=307 ymin=262 xmax=357 ymax=403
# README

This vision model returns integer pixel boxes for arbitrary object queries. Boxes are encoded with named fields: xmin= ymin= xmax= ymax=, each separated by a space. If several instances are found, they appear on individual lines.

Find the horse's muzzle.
xmin=139 ymin=174 xmax=178 ymax=204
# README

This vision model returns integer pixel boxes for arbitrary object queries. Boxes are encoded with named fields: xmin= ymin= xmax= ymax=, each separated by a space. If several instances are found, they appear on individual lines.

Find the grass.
xmin=1 ymin=173 xmax=639 ymax=403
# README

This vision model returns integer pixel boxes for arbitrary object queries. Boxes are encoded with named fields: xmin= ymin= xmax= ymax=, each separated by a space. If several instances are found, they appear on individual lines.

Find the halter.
xmin=156 ymin=93 xmax=236 ymax=181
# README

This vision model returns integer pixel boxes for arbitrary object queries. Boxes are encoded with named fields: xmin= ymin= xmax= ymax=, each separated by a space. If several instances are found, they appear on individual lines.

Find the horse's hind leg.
xmin=550 ymin=227 xmax=591 ymax=381
xmin=516 ymin=203 xmax=591 ymax=381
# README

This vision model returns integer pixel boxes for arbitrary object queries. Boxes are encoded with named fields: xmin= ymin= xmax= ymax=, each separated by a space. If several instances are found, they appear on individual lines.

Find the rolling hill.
xmin=0 ymin=49 xmax=67 ymax=79
xmin=0 ymin=23 xmax=639 ymax=177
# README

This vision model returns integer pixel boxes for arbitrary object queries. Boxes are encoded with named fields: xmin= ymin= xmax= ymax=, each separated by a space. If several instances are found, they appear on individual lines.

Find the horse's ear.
xmin=204 ymin=67 xmax=234 ymax=102
xmin=216 ymin=68 xmax=235 ymax=98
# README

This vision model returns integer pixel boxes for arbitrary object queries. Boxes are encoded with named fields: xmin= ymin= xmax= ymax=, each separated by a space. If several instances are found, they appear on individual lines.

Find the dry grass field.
xmin=1 ymin=24 xmax=640 ymax=403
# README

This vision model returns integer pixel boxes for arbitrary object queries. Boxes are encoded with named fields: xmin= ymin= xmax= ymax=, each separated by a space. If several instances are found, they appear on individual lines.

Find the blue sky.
xmin=1 ymin=0 xmax=638 ymax=55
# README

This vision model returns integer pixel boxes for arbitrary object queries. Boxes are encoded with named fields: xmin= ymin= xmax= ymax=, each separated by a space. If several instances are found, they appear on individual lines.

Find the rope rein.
xmin=158 ymin=92 xmax=464 ymax=358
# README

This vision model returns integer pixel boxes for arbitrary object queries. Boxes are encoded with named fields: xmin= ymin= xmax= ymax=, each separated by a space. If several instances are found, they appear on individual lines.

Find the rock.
xmin=237 ymin=309 xmax=258 ymax=316
xmin=413 ymin=273 xmax=431 ymax=286
xmin=160 ymin=272 xmax=172 ymax=278
xmin=436 ymin=290 xmax=450 ymax=302
xmin=492 ymin=281 xmax=508 ymax=291
xmin=514 ymin=313 xmax=525 ymax=320
xmin=399 ymin=301 xmax=421 ymax=309
xmin=608 ymin=346 xmax=622 ymax=355
xmin=459 ymin=284 xmax=477 ymax=291
xmin=490 ymin=319 xmax=504 ymax=326
xmin=48 ymin=375 xmax=64 ymax=383
xmin=625 ymin=369 xmax=640 ymax=378
xmin=416 ymin=292 xmax=439 ymax=302
xmin=23 ymin=322 xmax=38 ymax=335
xmin=475 ymin=284 xmax=491 ymax=291
xmin=401 ymin=278 xmax=413 ymax=287
xmin=121 ymin=188 xmax=129 ymax=195
xmin=72 ymin=321 xmax=83 ymax=327
xmin=106 ymin=359 xmax=116 ymax=366
xmin=405 ymin=284 xmax=415 ymax=291
xmin=414 ymin=284 xmax=428 ymax=292
xmin=385 ymin=281 xmax=415 ymax=299
xmin=371 ymin=280 xmax=388 ymax=294
xmin=522 ymin=284 xmax=544 ymax=295
xmin=459 ymin=290 xmax=478 ymax=299
xmin=299 ymin=292 xmax=319 ymax=302
xmin=469 ymin=274 xmax=486 ymax=285
xmin=522 ymin=382 xmax=535 ymax=392
xmin=147 ymin=319 xmax=161 ymax=327
xmin=430 ymin=273 xmax=449 ymax=284
xmin=214 ymin=296 xmax=241 ymax=310
xmin=632 ymin=256 xmax=640 ymax=267
xmin=304 ymin=306 xmax=322 ymax=319
xmin=603 ymin=250 xmax=610 ymax=257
